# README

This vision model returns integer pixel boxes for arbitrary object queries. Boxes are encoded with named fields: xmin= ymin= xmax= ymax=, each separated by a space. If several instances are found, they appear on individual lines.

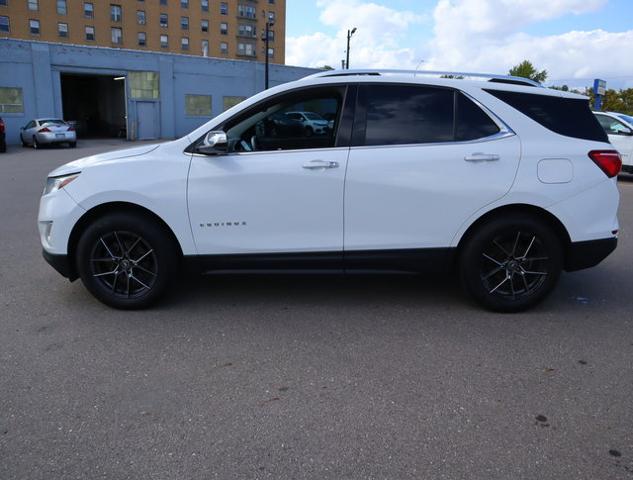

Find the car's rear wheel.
xmin=76 ymin=212 xmax=179 ymax=309
xmin=459 ymin=214 xmax=563 ymax=312
xmin=69 ymin=142 xmax=77 ymax=148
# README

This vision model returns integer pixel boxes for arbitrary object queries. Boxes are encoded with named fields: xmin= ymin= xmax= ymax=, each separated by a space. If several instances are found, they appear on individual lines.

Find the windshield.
xmin=304 ymin=112 xmax=324 ymax=121
xmin=616 ymin=114 xmax=633 ymax=126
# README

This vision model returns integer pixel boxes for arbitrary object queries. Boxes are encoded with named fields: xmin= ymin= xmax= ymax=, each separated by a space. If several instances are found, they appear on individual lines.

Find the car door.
xmin=595 ymin=113 xmax=633 ymax=165
xmin=187 ymin=85 xmax=353 ymax=258
xmin=344 ymin=83 xmax=521 ymax=256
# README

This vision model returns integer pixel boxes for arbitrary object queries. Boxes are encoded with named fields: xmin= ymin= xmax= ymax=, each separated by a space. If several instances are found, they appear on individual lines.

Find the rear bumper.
xmin=565 ymin=237 xmax=617 ymax=272
xmin=42 ymin=250 xmax=77 ymax=281
xmin=622 ymin=164 xmax=633 ymax=174
xmin=36 ymin=132 xmax=76 ymax=144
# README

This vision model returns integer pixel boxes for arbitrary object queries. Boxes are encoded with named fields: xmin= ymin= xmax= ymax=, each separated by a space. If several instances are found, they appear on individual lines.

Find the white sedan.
xmin=20 ymin=118 xmax=77 ymax=149
xmin=594 ymin=111 xmax=633 ymax=173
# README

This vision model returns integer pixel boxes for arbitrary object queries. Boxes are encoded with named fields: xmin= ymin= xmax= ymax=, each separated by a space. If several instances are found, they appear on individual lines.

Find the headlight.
xmin=43 ymin=173 xmax=80 ymax=196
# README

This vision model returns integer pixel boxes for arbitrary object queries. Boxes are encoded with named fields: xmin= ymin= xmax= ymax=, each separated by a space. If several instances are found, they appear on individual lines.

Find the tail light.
xmin=588 ymin=150 xmax=622 ymax=178
xmin=38 ymin=127 xmax=51 ymax=133
xmin=0 ymin=120 xmax=5 ymax=134
xmin=67 ymin=126 xmax=75 ymax=132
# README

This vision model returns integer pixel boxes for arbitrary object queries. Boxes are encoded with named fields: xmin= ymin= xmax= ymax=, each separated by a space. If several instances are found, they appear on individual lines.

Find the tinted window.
xmin=224 ymin=87 xmax=344 ymax=152
xmin=455 ymin=93 xmax=500 ymax=141
xmin=485 ymin=89 xmax=607 ymax=142
xmin=362 ymin=85 xmax=454 ymax=146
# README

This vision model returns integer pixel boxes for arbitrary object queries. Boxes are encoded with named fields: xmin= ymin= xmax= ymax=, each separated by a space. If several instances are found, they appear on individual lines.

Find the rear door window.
xmin=361 ymin=84 xmax=454 ymax=146
xmin=357 ymin=84 xmax=501 ymax=146
xmin=485 ymin=89 xmax=607 ymax=142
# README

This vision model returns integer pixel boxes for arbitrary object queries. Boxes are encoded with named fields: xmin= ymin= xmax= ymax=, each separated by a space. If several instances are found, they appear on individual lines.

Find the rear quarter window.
xmin=484 ymin=89 xmax=607 ymax=142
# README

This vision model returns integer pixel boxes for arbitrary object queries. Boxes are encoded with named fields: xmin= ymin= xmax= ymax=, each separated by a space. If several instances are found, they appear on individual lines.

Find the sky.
xmin=285 ymin=0 xmax=633 ymax=89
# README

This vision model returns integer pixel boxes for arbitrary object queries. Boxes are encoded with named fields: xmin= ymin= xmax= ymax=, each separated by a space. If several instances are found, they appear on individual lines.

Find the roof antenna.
xmin=414 ymin=59 xmax=425 ymax=78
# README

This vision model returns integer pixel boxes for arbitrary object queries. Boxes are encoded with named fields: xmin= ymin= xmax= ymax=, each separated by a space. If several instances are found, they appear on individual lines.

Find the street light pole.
xmin=345 ymin=27 xmax=357 ymax=70
xmin=262 ymin=14 xmax=275 ymax=90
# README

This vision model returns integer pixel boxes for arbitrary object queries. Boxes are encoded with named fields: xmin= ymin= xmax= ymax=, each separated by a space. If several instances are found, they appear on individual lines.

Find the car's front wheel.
xmin=459 ymin=214 xmax=563 ymax=312
xmin=75 ymin=212 xmax=179 ymax=309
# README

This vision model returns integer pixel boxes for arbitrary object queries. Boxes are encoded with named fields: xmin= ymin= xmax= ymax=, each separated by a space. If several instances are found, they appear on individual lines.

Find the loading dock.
xmin=60 ymin=73 xmax=127 ymax=139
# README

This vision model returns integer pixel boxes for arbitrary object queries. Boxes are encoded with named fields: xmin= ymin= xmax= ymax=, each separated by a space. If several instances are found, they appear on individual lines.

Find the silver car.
xmin=20 ymin=118 xmax=77 ymax=149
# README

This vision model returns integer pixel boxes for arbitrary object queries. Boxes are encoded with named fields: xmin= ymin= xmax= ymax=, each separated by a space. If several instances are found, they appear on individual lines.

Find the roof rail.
xmin=302 ymin=69 xmax=542 ymax=87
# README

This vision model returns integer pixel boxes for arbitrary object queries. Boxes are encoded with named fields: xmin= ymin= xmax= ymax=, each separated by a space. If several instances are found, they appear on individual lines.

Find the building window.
xmin=56 ymin=0 xmax=67 ymax=15
xmin=111 ymin=27 xmax=122 ymax=44
xmin=0 ymin=15 xmax=9 ymax=33
xmin=29 ymin=19 xmax=40 ymax=34
xmin=110 ymin=4 xmax=122 ymax=22
xmin=238 ymin=4 xmax=256 ymax=19
xmin=160 ymin=34 xmax=168 ymax=47
xmin=137 ymin=10 xmax=145 ymax=25
xmin=268 ymin=0 xmax=275 ymax=3
xmin=85 ymin=25 xmax=95 ymax=40
xmin=0 ymin=87 xmax=24 ymax=113
xmin=27 ymin=0 xmax=37 ymax=11
xmin=237 ymin=42 xmax=255 ymax=57
xmin=84 ymin=2 xmax=93 ymax=18
xmin=58 ymin=22 xmax=68 ymax=37
xmin=180 ymin=16 xmax=188 ymax=30
xmin=0 ymin=0 xmax=7 ymax=6
xmin=180 ymin=0 xmax=188 ymax=8
xmin=185 ymin=94 xmax=212 ymax=116
xmin=201 ymin=39 xmax=208 ymax=56
xmin=181 ymin=36 xmax=189 ymax=50
xmin=159 ymin=13 xmax=168 ymax=27
xmin=219 ymin=22 xmax=227 ymax=35
xmin=220 ymin=2 xmax=227 ymax=15
xmin=129 ymin=71 xmax=159 ymax=99
xmin=201 ymin=0 xmax=208 ymax=12
xmin=220 ymin=41 xmax=228 ymax=55
xmin=160 ymin=0 xmax=166 ymax=5
xmin=238 ymin=24 xmax=255 ymax=38
xmin=138 ymin=31 xmax=146 ymax=46
xmin=200 ymin=19 xmax=208 ymax=32
xmin=223 ymin=96 xmax=245 ymax=112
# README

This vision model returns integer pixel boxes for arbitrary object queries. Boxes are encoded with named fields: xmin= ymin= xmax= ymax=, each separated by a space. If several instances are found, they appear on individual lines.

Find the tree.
xmin=321 ymin=65 xmax=334 ymax=71
xmin=509 ymin=60 xmax=548 ymax=83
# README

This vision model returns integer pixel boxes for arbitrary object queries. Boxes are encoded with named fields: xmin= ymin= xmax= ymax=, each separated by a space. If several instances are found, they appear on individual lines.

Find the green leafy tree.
xmin=321 ymin=65 xmax=334 ymax=71
xmin=585 ymin=88 xmax=633 ymax=115
xmin=509 ymin=60 xmax=548 ymax=83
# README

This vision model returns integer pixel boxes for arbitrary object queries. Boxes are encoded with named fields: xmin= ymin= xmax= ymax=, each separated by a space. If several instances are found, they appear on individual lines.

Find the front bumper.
xmin=42 ymin=249 xmax=77 ymax=280
xmin=565 ymin=237 xmax=617 ymax=272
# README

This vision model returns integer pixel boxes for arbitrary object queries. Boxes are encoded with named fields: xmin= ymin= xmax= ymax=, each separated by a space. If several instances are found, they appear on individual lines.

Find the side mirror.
xmin=197 ymin=130 xmax=228 ymax=155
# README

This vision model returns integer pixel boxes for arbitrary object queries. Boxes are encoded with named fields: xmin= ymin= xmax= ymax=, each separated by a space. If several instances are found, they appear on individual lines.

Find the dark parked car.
xmin=0 ymin=117 xmax=6 ymax=153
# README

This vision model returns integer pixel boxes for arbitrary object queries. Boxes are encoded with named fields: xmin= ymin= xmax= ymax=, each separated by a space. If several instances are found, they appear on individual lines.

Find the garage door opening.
xmin=61 ymin=73 xmax=127 ymax=139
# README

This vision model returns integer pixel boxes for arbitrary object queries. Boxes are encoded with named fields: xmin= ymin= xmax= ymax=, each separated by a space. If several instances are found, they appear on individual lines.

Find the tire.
xmin=304 ymin=126 xmax=314 ymax=137
xmin=69 ymin=142 xmax=77 ymax=148
xmin=459 ymin=214 xmax=563 ymax=312
xmin=75 ymin=212 xmax=179 ymax=309
xmin=0 ymin=141 xmax=5 ymax=153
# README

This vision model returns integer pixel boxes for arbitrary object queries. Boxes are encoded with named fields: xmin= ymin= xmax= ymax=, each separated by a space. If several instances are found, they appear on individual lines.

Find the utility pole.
xmin=262 ymin=13 xmax=275 ymax=89
xmin=345 ymin=28 xmax=357 ymax=70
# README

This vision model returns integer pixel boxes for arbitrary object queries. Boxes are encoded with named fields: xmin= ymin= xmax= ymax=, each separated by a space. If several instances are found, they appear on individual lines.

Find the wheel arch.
xmin=456 ymin=203 xmax=572 ymax=257
xmin=66 ymin=201 xmax=184 ymax=279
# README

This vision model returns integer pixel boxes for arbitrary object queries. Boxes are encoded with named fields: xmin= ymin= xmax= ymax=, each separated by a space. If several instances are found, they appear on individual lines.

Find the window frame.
xmin=110 ymin=4 xmax=122 ymax=22
xmin=186 ymin=84 xmax=355 ymax=155
xmin=353 ymin=82 xmax=510 ymax=148
xmin=56 ymin=0 xmax=67 ymax=15
xmin=0 ymin=15 xmax=9 ymax=33
xmin=111 ymin=26 xmax=122 ymax=44
xmin=83 ymin=2 xmax=94 ymax=19
xmin=29 ymin=18 xmax=40 ymax=35
xmin=84 ymin=25 xmax=95 ymax=40
xmin=57 ymin=22 xmax=68 ymax=37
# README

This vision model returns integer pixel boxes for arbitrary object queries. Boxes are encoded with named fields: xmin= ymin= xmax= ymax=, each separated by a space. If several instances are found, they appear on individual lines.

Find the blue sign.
xmin=593 ymin=79 xmax=606 ymax=111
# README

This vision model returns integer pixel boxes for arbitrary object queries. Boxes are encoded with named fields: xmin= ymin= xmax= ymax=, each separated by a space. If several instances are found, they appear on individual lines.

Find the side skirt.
xmin=184 ymin=248 xmax=456 ymax=275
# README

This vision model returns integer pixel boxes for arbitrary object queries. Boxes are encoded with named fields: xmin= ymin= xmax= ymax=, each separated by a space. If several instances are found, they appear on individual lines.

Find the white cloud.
xmin=286 ymin=0 xmax=427 ymax=69
xmin=287 ymin=0 xmax=633 ymax=88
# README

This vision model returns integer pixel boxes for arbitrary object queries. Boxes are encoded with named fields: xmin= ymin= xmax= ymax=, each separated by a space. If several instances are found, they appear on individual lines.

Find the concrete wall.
xmin=0 ymin=39 xmax=317 ymax=145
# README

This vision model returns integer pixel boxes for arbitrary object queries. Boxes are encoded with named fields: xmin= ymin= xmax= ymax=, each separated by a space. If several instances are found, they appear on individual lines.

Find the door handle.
xmin=464 ymin=153 xmax=500 ymax=162
xmin=302 ymin=160 xmax=339 ymax=170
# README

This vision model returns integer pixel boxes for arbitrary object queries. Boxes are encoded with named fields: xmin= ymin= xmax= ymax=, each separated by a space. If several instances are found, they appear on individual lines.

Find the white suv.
xmin=38 ymin=70 xmax=621 ymax=311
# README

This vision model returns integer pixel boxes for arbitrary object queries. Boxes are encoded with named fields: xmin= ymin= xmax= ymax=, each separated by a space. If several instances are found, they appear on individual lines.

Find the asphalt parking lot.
xmin=1 ymin=140 xmax=632 ymax=479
